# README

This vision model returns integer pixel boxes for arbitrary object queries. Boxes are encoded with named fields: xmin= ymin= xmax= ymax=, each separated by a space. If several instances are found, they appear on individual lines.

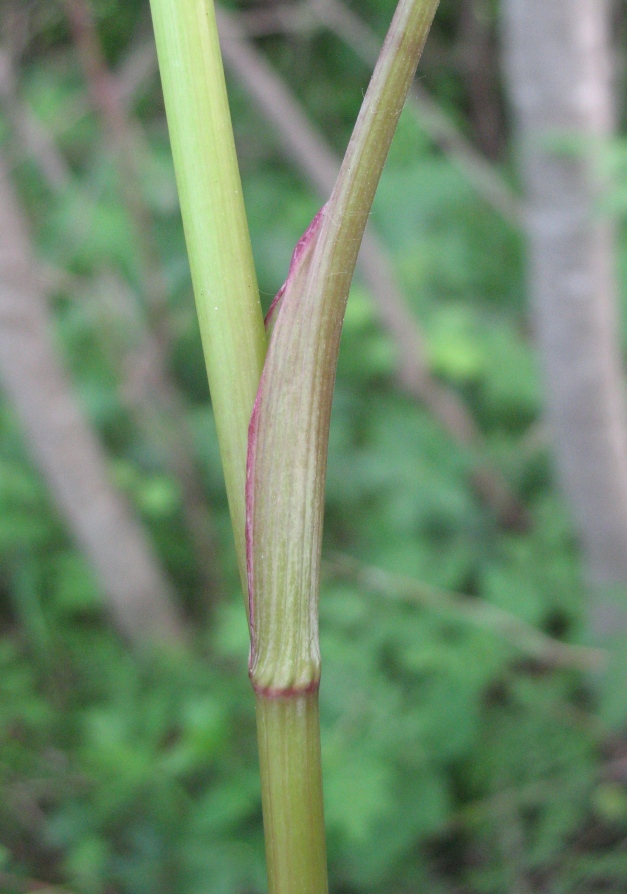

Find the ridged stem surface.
xmin=149 ymin=0 xmax=267 ymax=597
xmin=256 ymin=692 xmax=328 ymax=894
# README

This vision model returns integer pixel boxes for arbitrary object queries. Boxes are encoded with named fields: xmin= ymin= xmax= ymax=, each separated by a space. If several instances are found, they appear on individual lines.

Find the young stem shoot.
xmin=246 ymin=0 xmax=441 ymax=696
xmin=149 ymin=0 xmax=267 ymax=598
xmin=247 ymin=1 xmax=439 ymax=891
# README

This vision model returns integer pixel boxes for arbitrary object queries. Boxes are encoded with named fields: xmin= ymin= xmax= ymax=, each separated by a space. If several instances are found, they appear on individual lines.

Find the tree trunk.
xmin=0 ymin=157 xmax=186 ymax=645
xmin=502 ymin=0 xmax=627 ymax=635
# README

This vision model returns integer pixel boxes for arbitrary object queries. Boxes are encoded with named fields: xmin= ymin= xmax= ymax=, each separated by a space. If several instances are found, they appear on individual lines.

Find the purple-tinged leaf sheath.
xmin=246 ymin=0 xmax=440 ymax=697
xmin=247 ymin=208 xmax=326 ymax=695
xmin=264 ymin=206 xmax=326 ymax=339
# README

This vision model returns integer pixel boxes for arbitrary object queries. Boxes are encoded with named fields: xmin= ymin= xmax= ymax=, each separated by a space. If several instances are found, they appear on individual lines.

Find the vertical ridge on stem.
xmin=149 ymin=0 xmax=267 ymax=601
xmin=256 ymin=691 xmax=328 ymax=894
xmin=246 ymin=0 xmax=440 ymax=694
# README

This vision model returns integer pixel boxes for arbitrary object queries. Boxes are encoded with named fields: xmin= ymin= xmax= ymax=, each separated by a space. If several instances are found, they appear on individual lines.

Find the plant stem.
xmin=256 ymin=692 xmax=328 ymax=894
xmin=151 ymin=3 xmax=440 ymax=893
xmin=246 ymin=0 xmax=442 ymax=695
xmin=247 ymin=2 xmax=439 ymax=890
xmin=149 ymin=0 xmax=267 ymax=596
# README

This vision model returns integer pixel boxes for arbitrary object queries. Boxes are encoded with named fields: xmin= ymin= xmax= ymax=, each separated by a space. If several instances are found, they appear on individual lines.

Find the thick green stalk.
xmin=311 ymin=0 xmax=441 ymax=296
xmin=247 ymin=2 xmax=439 ymax=892
xmin=256 ymin=693 xmax=328 ymax=894
xmin=247 ymin=0 xmax=441 ymax=694
xmin=151 ymin=2 xmax=439 ymax=893
xmin=149 ymin=0 xmax=266 ymax=595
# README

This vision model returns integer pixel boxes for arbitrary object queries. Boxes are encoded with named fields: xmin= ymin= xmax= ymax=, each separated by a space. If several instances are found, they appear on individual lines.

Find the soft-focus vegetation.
xmin=2 ymin=1 xmax=627 ymax=892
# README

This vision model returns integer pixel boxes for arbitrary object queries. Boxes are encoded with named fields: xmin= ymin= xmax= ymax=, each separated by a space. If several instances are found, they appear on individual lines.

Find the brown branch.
xmin=0 ymin=872 xmax=76 ymax=894
xmin=63 ymin=0 xmax=170 ymax=328
xmin=457 ymin=0 xmax=505 ymax=161
xmin=116 ymin=37 xmax=160 ymax=107
xmin=0 ymin=153 xmax=186 ymax=645
xmin=216 ymin=7 xmax=527 ymax=528
xmin=60 ymin=0 xmax=225 ymax=606
xmin=238 ymin=0 xmax=522 ymax=225
xmin=324 ymin=552 xmax=606 ymax=672
xmin=0 ymin=48 xmax=71 ymax=190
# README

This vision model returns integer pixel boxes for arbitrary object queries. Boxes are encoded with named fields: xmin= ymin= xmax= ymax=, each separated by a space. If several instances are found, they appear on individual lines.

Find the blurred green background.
xmin=1 ymin=0 xmax=627 ymax=892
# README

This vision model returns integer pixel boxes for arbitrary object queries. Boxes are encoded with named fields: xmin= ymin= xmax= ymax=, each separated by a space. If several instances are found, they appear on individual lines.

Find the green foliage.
xmin=1 ymin=2 xmax=626 ymax=893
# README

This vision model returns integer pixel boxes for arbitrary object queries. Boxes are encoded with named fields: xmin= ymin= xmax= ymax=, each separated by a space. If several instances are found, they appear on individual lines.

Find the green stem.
xmin=256 ymin=691 xmax=328 ymax=894
xmin=150 ymin=3 xmax=439 ymax=893
xmin=311 ymin=0 xmax=441 ymax=302
xmin=149 ymin=0 xmax=267 ymax=597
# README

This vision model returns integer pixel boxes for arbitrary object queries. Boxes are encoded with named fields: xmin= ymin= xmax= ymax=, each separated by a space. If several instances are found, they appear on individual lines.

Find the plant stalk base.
xmin=255 ymin=690 xmax=328 ymax=894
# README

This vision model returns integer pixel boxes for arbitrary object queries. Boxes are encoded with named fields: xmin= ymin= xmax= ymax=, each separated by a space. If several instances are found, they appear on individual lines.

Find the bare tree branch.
xmin=0 ymin=155 xmax=186 ymax=645
xmin=0 ymin=872 xmax=76 ymax=894
xmin=237 ymin=0 xmax=521 ymax=225
xmin=325 ymin=552 xmax=606 ymax=672
xmin=60 ymin=0 xmax=226 ymax=605
xmin=0 ymin=48 xmax=71 ymax=190
xmin=457 ymin=0 xmax=505 ymax=161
